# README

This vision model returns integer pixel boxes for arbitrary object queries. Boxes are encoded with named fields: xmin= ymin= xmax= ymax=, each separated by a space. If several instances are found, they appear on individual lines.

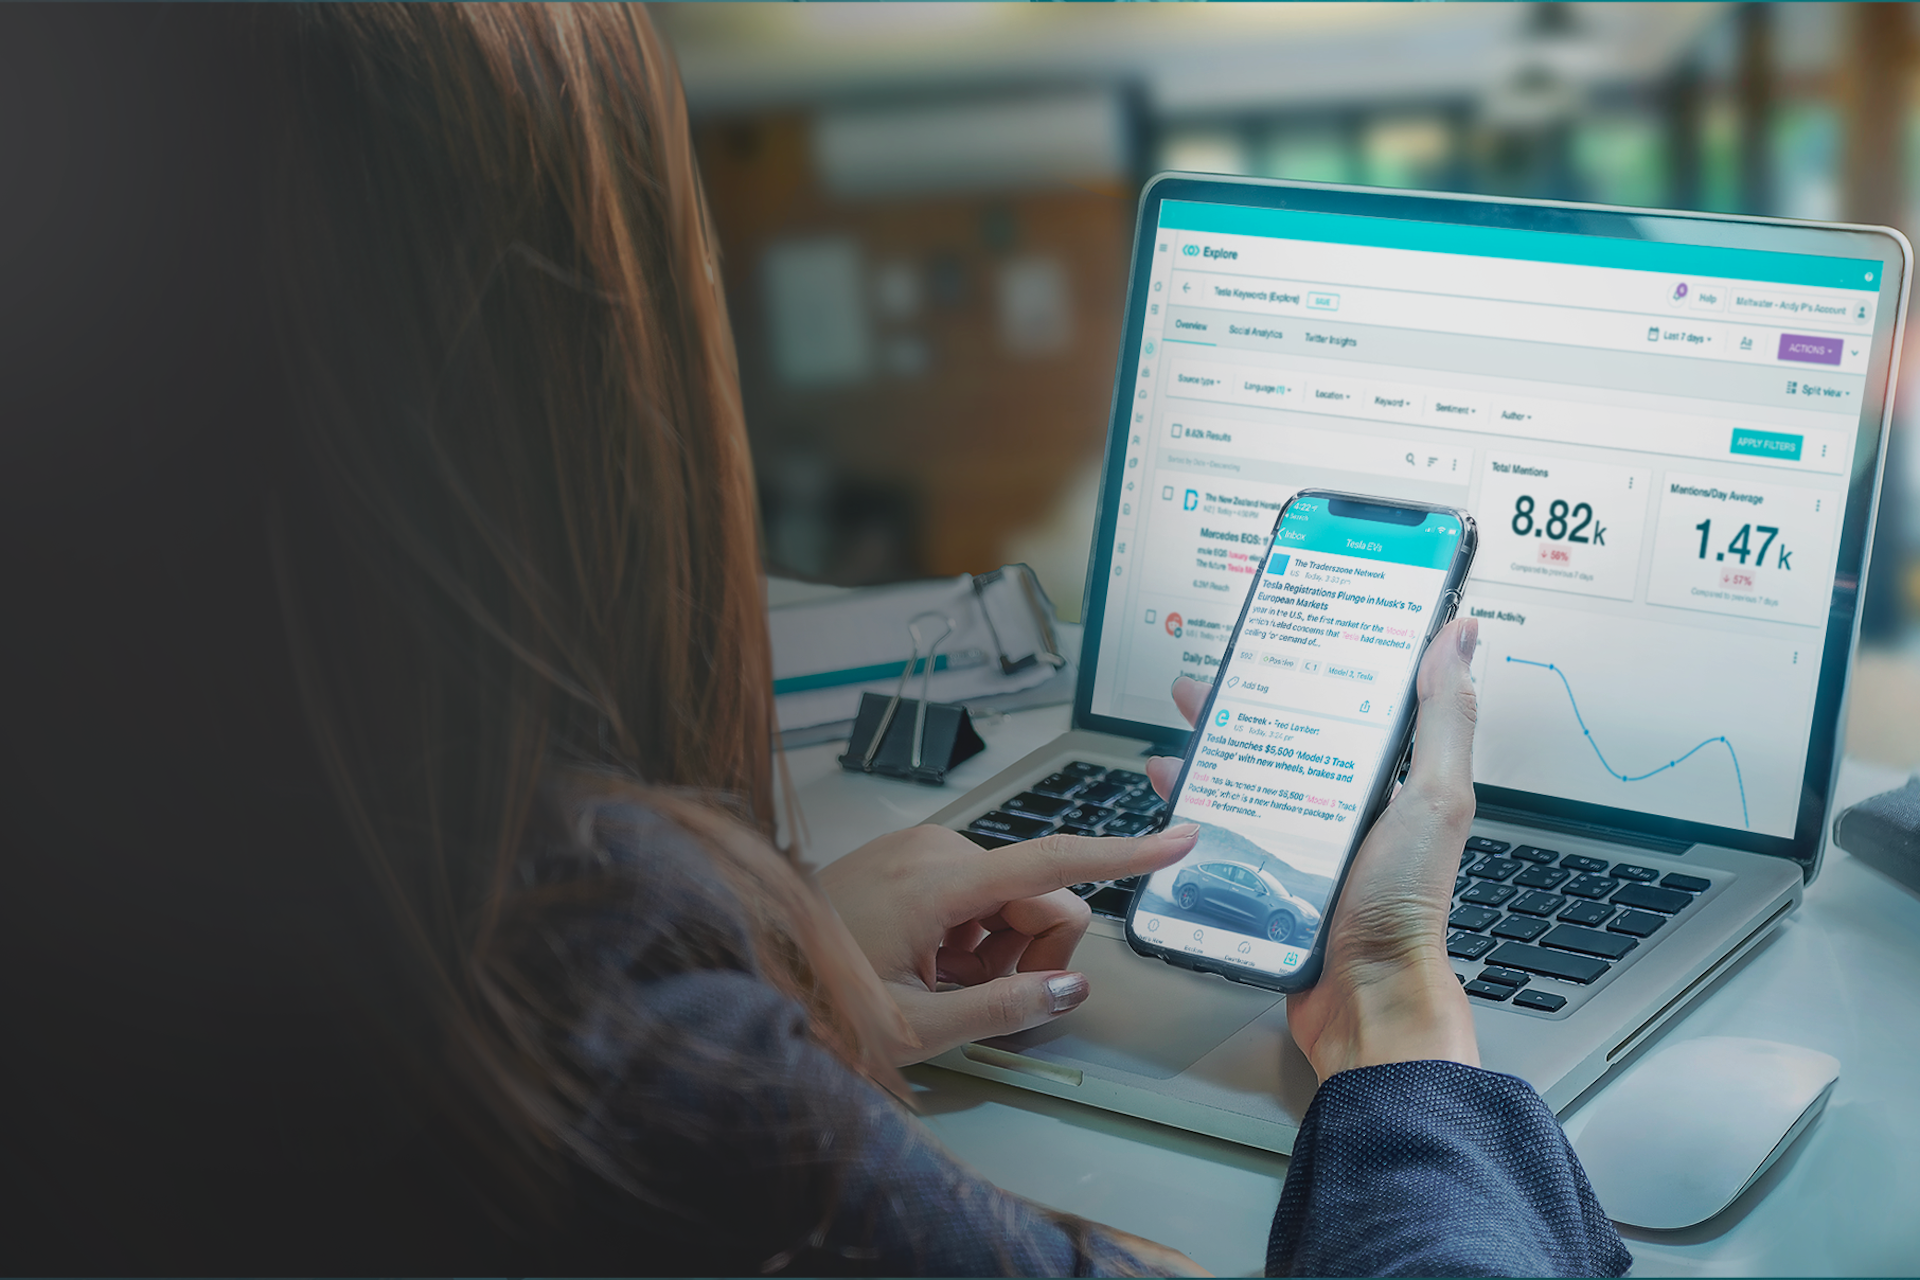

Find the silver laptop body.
xmin=920 ymin=175 xmax=1910 ymax=1155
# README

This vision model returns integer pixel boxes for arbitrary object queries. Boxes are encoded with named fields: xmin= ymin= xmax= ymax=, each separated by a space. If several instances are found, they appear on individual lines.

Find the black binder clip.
xmin=839 ymin=612 xmax=985 ymax=785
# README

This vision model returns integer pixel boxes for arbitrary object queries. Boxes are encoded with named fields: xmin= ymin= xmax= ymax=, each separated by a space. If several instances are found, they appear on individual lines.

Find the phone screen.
xmin=1131 ymin=494 xmax=1467 ymax=983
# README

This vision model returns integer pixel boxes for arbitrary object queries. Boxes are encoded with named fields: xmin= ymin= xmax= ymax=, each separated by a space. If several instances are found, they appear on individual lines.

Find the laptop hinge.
xmin=1473 ymin=803 xmax=1692 ymax=855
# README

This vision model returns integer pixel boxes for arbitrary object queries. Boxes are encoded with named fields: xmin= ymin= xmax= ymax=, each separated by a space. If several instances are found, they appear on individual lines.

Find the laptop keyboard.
xmin=959 ymin=766 xmax=1715 ymax=1016
xmin=961 ymin=760 xmax=1167 ymax=916
xmin=1447 ymin=835 xmax=1712 ymax=1012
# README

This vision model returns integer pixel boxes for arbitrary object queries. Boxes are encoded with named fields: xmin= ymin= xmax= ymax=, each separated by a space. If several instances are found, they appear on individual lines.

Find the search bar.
xmin=1164 ymin=412 xmax=1469 ymax=482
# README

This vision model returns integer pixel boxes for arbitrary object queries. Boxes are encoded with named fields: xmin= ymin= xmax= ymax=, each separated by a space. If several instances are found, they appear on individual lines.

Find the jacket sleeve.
xmin=1266 ymin=1060 xmax=1631 ymax=1278
xmin=588 ymin=967 xmax=1164 ymax=1277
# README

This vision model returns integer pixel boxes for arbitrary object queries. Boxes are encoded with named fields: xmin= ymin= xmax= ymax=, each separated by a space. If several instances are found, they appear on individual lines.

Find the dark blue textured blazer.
xmin=557 ymin=802 xmax=1632 ymax=1277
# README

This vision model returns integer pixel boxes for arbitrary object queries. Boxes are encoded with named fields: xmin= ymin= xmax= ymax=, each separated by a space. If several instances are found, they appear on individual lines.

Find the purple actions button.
xmin=1777 ymin=333 xmax=1843 ymax=365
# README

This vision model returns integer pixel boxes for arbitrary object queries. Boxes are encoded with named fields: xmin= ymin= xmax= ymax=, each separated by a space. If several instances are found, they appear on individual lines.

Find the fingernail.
xmin=1161 ymin=822 xmax=1199 ymax=844
xmin=1047 ymin=973 xmax=1090 ymax=1013
xmin=1456 ymin=616 xmax=1480 ymax=659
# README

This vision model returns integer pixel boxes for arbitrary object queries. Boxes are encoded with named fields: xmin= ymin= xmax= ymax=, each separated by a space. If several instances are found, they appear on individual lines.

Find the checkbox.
xmin=1145 ymin=610 xmax=1157 ymax=624
xmin=1162 ymin=486 xmax=1174 ymax=500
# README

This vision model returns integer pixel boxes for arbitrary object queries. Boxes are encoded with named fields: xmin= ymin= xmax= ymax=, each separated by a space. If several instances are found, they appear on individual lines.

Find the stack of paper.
xmin=769 ymin=571 xmax=1078 ymax=747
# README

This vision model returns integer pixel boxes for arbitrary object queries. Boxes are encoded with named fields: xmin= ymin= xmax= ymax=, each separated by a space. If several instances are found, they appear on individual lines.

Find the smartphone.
xmin=1124 ymin=490 xmax=1477 ymax=993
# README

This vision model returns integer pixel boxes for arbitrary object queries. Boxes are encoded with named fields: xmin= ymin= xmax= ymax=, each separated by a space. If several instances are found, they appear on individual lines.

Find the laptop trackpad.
xmin=985 ymin=931 xmax=1282 ymax=1080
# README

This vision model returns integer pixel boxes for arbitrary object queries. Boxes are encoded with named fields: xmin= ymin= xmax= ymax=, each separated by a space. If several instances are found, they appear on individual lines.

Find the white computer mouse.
xmin=1567 ymin=1036 xmax=1840 ymax=1231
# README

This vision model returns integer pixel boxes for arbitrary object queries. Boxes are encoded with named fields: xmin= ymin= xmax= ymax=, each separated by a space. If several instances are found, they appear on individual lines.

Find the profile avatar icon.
xmin=1165 ymin=611 xmax=1184 ymax=638
xmin=1214 ymin=708 xmax=1230 ymax=727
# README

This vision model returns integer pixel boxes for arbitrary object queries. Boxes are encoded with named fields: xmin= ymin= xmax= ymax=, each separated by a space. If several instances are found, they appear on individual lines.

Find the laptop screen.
xmin=1082 ymin=181 xmax=1906 ymax=858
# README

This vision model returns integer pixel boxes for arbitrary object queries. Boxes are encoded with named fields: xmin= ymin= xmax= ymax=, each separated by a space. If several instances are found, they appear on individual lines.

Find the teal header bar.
xmin=1730 ymin=428 xmax=1804 ymax=461
xmin=1160 ymin=200 xmax=1883 ymax=293
xmin=1272 ymin=502 xmax=1461 ymax=571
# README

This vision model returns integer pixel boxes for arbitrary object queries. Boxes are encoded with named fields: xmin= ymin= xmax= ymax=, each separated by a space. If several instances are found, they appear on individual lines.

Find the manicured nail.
xmin=1457 ymin=616 xmax=1480 ymax=659
xmin=1047 ymin=972 xmax=1090 ymax=1013
xmin=1161 ymin=822 xmax=1199 ymax=844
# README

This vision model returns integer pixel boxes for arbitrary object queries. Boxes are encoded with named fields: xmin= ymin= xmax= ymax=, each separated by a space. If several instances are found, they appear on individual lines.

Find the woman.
xmin=1 ymin=6 xmax=1627 ymax=1274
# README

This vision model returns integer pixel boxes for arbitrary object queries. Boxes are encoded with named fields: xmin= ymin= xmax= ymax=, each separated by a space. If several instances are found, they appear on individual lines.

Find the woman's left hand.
xmin=819 ymin=823 xmax=1198 ymax=1066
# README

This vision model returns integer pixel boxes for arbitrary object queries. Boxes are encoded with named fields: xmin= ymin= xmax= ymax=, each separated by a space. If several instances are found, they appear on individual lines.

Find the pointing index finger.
xmin=947 ymin=824 xmax=1199 ymax=921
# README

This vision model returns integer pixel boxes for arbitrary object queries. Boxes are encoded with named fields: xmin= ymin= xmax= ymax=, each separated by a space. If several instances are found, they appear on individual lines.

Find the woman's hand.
xmin=819 ymin=823 xmax=1198 ymax=1067
xmin=1146 ymin=617 xmax=1483 ymax=1083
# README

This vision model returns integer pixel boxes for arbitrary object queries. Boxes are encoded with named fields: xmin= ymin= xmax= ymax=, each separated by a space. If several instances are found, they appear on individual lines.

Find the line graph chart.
xmin=1506 ymin=657 xmax=1750 ymax=828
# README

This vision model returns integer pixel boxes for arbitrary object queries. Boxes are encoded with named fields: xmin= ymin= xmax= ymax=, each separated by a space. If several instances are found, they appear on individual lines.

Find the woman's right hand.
xmin=1145 ymin=617 xmax=1483 ymax=1083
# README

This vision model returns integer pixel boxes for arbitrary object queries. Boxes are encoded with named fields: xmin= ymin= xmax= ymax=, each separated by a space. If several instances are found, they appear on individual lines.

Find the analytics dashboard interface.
xmin=1092 ymin=198 xmax=1884 ymax=839
xmin=1134 ymin=499 xmax=1462 ymax=977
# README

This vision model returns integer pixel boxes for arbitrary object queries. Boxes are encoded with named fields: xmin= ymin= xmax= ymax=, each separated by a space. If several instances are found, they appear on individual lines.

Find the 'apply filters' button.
xmin=1731 ymin=428 xmax=1803 ymax=460
xmin=1777 ymin=333 xmax=1843 ymax=365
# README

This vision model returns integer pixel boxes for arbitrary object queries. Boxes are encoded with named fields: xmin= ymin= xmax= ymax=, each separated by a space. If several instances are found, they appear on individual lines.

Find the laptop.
xmin=921 ymin=174 xmax=1911 ymax=1154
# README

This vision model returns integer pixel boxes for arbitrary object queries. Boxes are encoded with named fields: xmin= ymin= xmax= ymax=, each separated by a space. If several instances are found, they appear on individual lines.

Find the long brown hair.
xmin=260 ymin=0 xmax=905 ymax=1226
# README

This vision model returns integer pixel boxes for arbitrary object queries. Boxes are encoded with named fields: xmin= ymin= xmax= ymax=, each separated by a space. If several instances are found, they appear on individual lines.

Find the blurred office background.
xmin=654 ymin=2 xmax=1920 ymax=768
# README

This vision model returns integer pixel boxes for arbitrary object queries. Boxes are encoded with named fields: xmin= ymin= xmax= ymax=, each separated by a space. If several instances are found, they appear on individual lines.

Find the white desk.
xmin=787 ymin=705 xmax=1920 ymax=1277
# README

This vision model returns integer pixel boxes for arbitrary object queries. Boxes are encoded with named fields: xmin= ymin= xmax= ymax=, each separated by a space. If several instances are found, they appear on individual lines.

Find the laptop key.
xmin=963 ymin=830 xmax=1019 ymax=850
xmin=1004 ymin=792 xmax=1074 ymax=820
xmin=1105 ymin=769 xmax=1149 ymax=789
xmin=969 ymin=811 xmax=1052 ymax=840
xmin=1117 ymin=792 xmax=1167 ymax=815
xmin=1491 ymin=915 xmax=1550 ymax=942
xmin=1514 ymin=865 xmax=1570 ymax=890
xmin=1465 ymin=980 xmax=1514 ymax=1001
xmin=1465 ymin=836 xmax=1512 ymax=855
xmin=1448 ymin=905 xmax=1501 ymax=932
xmin=1057 ymin=824 xmax=1102 ymax=838
xmin=1510 ymin=845 xmax=1558 ymax=864
xmin=1608 ymin=910 xmax=1666 ymax=937
xmin=1102 ymin=814 xmax=1155 ymax=837
xmin=1560 ymin=855 xmax=1608 ymax=873
xmin=1609 ymin=863 xmax=1659 ymax=882
xmin=1558 ymin=900 xmax=1615 ymax=927
xmin=1540 ymin=924 xmax=1637 ymax=960
xmin=1485 ymin=941 xmax=1611 ymax=984
xmin=1661 ymin=872 xmax=1712 ymax=893
xmin=1062 ymin=761 xmax=1107 ymax=779
xmin=1509 ymin=891 xmax=1567 ymax=917
xmin=1460 ymin=883 xmax=1517 ymax=907
xmin=1446 ymin=931 xmax=1498 ymax=960
xmin=1085 ymin=885 xmax=1135 ymax=918
xmin=1563 ymin=873 xmax=1617 ymax=899
xmin=1610 ymin=883 xmax=1693 ymax=914
xmin=1075 ymin=781 xmax=1128 ymax=805
xmin=1032 ymin=772 xmax=1084 ymax=797
xmin=1513 ymin=988 xmax=1569 ymax=1013
xmin=1468 ymin=857 xmax=1523 ymax=881
xmin=1061 ymin=803 xmax=1116 ymax=826
xmin=1477 ymin=966 xmax=1532 ymax=987
xmin=1454 ymin=874 xmax=1470 ymax=895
